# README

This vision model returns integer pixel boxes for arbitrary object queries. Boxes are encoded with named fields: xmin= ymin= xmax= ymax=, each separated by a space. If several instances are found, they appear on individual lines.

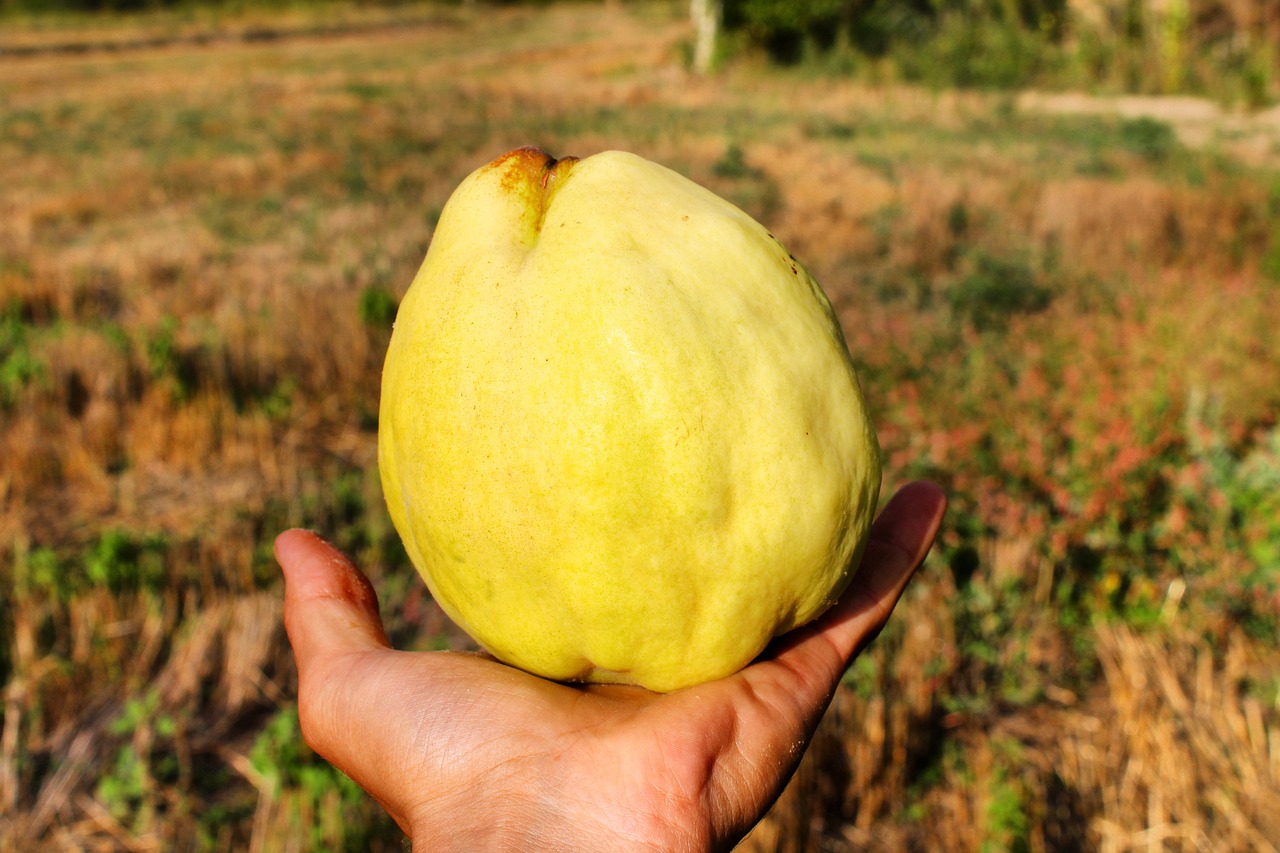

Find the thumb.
xmin=275 ymin=530 xmax=420 ymax=831
xmin=275 ymin=529 xmax=392 ymax=675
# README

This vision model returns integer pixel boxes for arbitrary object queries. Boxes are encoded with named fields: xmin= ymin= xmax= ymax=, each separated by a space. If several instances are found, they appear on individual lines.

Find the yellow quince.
xmin=378 ymin=147 xmax=880 ymax=692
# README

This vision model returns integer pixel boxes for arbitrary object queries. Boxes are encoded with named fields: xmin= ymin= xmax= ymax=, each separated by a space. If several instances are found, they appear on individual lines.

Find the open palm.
xmin=276 ymin=481 xmax=945 ymax=852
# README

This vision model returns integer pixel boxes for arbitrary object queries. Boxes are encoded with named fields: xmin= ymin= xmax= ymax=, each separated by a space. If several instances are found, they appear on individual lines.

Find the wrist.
xmin=406 ymin=789 xmax=708 ymax=852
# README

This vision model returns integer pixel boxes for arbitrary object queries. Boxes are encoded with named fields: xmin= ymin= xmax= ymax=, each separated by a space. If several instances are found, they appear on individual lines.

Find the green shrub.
xmin=947 ymin=252 xmax=1053 ymax=331
xmin=358 ymin=285 xmax=399 ymax=330
xmin=721 ymin=0 xmax=1270 ymax=103
xmin=711 ymin=141 xmax=756 ymax=179
xmin=724 ymin=0 xmax=1065 ymax=81
xmin=724 ymin=0 xmax=851 ymax=64
xmin=1118 ymin=116 xmax=1179 ymax=163
xmin=894 ymin=10 xmax=1052 ymax=89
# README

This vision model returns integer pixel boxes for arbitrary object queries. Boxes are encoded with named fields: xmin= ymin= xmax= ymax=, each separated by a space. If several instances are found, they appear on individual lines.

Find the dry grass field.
xmin=1 ymin=2 xmax=1279 ymax=850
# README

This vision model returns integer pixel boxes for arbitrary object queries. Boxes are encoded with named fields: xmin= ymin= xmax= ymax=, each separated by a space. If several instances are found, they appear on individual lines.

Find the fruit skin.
xmin=378 ymin=147 xmax=881 ymax=693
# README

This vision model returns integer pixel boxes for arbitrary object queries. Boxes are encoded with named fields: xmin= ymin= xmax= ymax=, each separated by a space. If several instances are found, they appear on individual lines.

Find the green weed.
xmin=0 ymin=302 xmax=46 ymax=407
xmin=981 ymin=741 xmax=1032 ymax=853
xmin=1183 ymin=400 xmax=1280 ymax=640
xmin=97 ymin=690 xmax=177 ymax=822
xmin=15 ymin=545 xmax=70 ymax=601
xmin=258 ymin=377 xmax=296 ymax=420
xmin=144 ymin=314 xmax=199 ymax=401
xmin=250 ymin=706 xmax=402 ymax=851
xmin=85 ymin=528 xmax=169 ymax=594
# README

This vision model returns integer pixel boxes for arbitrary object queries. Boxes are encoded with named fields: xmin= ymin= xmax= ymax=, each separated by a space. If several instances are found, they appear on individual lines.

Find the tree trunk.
xmin=691 ymin=0 xmax=722 ymax=75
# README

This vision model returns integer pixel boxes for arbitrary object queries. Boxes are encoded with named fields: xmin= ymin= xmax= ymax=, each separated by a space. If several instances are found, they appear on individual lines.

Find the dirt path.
xmin=1018 ymin=90 xmax=1280 ymax=167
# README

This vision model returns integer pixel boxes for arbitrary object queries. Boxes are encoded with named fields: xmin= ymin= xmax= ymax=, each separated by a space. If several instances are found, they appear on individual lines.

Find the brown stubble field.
xmin=2 ymin=3 xmax=1279 ymax=851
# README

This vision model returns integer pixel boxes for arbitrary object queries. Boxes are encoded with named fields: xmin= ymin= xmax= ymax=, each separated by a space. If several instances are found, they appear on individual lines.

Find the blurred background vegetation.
xmin=723 ymin=0 xmax=1276 ymax=105
xmin=4 ymin=0 xmax=1279 ymax=104
xmin=1 ymin=1 xmax=1278 ymax=851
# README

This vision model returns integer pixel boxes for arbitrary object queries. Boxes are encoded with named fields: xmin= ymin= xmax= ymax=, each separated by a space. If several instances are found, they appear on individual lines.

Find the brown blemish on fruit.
xmin=486 ymin=146 xmax=579 ymax=237
xmin=488 ymin=145 xmax=555 ymax=190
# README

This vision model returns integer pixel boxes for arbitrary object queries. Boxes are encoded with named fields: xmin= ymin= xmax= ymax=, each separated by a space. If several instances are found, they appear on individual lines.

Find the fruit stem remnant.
xmin=537 ymin=150 xmax=578 ymax=231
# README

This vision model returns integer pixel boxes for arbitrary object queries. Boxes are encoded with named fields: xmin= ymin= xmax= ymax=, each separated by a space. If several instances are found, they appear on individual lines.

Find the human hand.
xmin=276 ymin=481 xmax=946 ymax=852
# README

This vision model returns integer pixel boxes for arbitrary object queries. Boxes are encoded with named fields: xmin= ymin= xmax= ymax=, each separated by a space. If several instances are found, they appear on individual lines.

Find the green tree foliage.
xmin=725 ymin=0 xmax=1066 ymax=74
xmin=721 ymin=0 xmax=1274 ymax=100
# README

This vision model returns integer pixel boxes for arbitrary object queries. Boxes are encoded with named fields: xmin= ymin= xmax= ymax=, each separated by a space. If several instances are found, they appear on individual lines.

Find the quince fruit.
xmin=378 ymin=147 xmax=880 ymax=692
